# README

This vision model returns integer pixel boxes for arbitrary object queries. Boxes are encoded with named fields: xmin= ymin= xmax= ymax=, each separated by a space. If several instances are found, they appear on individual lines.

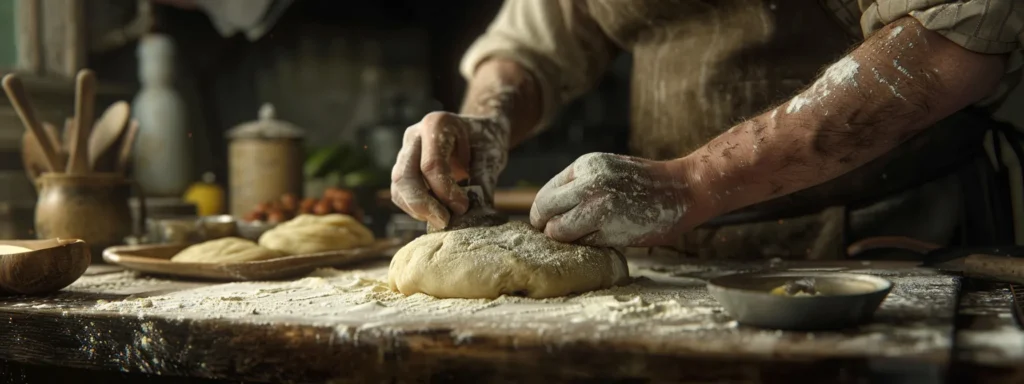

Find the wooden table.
xmin=2 ymin=258 xmax=1023 ymax=383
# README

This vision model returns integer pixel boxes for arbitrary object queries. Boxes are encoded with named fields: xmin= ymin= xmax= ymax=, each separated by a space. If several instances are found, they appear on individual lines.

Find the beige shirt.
xmin=460 ymin=0 xmax=1024 ymax=132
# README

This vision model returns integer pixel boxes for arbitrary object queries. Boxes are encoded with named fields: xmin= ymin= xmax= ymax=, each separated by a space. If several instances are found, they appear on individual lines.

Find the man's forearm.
xmin=459 ymin=58 xmax=543 ymax=148
xmin=674 ymin=17 xmax=1007 ymax=224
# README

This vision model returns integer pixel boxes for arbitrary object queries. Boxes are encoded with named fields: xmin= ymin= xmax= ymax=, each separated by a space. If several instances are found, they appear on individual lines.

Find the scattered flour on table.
xmin=84 ymin=264 xmax=955 ymax=355
xmin=959 ymin=325 xmax=1024 ymax=364
xmin=92 ymin=266 xmax=713 ymax=329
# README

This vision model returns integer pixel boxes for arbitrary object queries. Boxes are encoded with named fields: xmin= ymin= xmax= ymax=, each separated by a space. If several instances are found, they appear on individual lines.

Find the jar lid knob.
xmin=258 ymin=103 xmax=275 ymax=120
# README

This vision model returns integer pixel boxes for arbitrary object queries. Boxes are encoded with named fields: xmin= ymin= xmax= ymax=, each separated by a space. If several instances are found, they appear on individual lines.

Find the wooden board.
xmin=102 ymin=238 xmax=403 ymax=281
xmin=0 ymin=259 xmax=974 ymax=382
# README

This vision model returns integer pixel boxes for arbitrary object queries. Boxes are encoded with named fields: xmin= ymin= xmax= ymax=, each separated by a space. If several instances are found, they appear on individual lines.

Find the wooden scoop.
xmin=88 ymin=101 xmax=130 ymax=172
xmin=2 ymin=74 xmax=61 ymax=172
xmin=0 ymin=238 xmax=91 ymax=295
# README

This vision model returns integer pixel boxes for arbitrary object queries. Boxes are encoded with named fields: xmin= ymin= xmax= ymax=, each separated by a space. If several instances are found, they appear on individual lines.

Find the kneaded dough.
xmin=258 ymin=214 xmax=375 ymax=255
xmin=388 ymin=221 xmax=629 ymax=299
xmin=171 ymin=237 xmax=283 ymax=263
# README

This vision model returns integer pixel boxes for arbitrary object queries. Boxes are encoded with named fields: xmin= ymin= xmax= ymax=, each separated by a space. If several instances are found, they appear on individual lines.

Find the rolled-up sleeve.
xmin=459 ymin=0 xmax=618 ymax=133
xmin=860 ymin=0 xmax=1023 ymax=55
xmin=857 ymin=0 xmax=1023 ymax=104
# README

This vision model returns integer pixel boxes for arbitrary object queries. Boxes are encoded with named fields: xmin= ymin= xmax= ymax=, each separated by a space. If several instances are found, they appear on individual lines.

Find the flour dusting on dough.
xmin=389 ymin=221 xmax=629 ymax=299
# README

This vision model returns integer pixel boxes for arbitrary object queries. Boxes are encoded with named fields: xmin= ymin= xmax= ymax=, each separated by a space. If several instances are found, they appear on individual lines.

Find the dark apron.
xmin=572 ymin=0 xmax=993 ymax=260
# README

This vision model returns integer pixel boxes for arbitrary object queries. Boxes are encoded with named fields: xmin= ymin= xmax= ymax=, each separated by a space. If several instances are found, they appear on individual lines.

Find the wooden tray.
xmin=102 ymin=238 xmax=404 ymax=281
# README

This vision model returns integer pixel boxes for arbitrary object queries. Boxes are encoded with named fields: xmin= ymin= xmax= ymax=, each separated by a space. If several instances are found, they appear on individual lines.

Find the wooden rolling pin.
xmin=378 ymin=188 xmax=538 ymax=213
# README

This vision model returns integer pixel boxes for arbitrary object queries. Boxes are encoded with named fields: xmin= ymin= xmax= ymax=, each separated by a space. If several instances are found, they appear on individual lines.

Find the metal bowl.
xmin=236 ymin=220 xmax=278 ymax=241
xmin=197 ymin=215 xmax=238 ymax=240
xmin=707 ymin=272 xmax=893 ymax=330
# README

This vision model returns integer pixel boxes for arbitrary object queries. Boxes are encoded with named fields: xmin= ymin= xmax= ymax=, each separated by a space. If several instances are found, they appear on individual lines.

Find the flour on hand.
xmin=530 ymin=153 xmax=688 ymax=247
xmin=390 ymin=104 xmax=513 ymax=228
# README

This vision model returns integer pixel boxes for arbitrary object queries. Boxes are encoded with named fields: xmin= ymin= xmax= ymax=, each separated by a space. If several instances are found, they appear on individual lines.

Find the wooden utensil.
xmin=0 ymin=238 xmax=91 ymax=295
xmin=115 ymin=119 xmax=139 ymax=174
xmin=21 ymin=130 xmax=49 ymax=186
xmin=848 ymin=236 xmax=1024 ymax=285
xmin=63 ymin=117 xmax=73 ymax=151
xmin=88 ymin=101 xmax=131 ymax=171
xmin=67 ymin=69 xmax=96 ymax=174
xmin=40 ymin=121 xmax=61 ymax=154
xmin=2 ymin=74 xmax=61 ymax=172
xmin=102 ymin=238 xmax=403 ymax=281
xmin=42 ymin=122 xmax=69 ymax=170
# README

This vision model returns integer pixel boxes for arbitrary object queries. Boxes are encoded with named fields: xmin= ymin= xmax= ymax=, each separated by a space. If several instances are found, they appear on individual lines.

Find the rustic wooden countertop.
xmin=1 ymin=258 xmax=1022 ymax=383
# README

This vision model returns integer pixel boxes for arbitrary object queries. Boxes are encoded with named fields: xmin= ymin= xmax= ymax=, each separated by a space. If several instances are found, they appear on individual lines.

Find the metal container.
xmin=226 ymin=103 xmax=304 ymax=218
xmin=707 ymin=272 xmax=893 ymax=330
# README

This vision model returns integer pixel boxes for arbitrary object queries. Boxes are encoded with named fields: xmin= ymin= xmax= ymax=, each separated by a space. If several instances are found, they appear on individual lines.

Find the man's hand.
xmin=391 ymin=58 xmax=542 ymax=229
xmin=391 ymin=112 xmax=509 ymax=229
xmin=530 ymin=153 xmax=695 ymax=247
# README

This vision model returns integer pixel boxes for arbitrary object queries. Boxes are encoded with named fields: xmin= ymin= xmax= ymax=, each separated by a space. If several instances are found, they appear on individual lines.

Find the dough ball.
xmin=171 ymin=237 xmax=283 ymax=263
xmin=258 ymin=214 xmax=375 ymax=255
xmin=388 ymin=221 xmax=629 ymax=299
xmin=0 ymin=245 xmax=32 ymax=255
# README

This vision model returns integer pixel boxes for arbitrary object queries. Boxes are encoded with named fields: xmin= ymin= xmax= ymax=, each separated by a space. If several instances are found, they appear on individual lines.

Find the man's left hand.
xmin=530 ymin=152 xmax=697 ymax=247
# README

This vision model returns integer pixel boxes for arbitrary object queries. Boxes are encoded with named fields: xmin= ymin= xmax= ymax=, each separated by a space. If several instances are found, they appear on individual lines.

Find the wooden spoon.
xmin=88 ymin=101 xmax=130 ymax=171
xmin=2 ymin=74 xmax=61 ymax=172
xmin=67 ymin=69 xmax=96 ymax=174
xmin=115 ymin=119 xmax=140 ymax=175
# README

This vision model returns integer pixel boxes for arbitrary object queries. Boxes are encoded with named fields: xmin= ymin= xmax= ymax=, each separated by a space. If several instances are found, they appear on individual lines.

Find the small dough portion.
xmin=258 ymin=214 xmax=375 ymax=255
xmin=171 ymin=237 xmax=282 ymax=263
xmin=388 ymin=221 xmax=629 ymax=299
xmin=0 ymin=245 xmax=32 ymax=255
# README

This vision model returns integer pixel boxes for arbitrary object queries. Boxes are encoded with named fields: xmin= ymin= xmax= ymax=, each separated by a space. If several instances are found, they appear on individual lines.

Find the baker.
xmin=393 ymin=0 xmax=1022 ymax=260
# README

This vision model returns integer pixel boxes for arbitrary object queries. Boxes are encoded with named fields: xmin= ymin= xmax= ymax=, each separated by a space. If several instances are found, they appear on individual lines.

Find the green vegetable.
xmin=342 ymin=169 xmax=385 ymax=188
xmin=304 ymin=146 xmax=346 ymax=178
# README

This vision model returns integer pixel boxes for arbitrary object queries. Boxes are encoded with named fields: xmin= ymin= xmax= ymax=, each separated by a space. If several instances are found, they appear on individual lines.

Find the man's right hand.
xmin=390 ymin=111 xmax=511 ymax=229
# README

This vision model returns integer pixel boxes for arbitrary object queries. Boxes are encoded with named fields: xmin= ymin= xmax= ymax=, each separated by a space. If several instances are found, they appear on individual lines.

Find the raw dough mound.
xmin=388 ymin=221 xmax=629 ymax=299
xmin=171 ymin=237 xmax=282 ymax=263
xmin=258 ymin=214 xmax=375 ymax=255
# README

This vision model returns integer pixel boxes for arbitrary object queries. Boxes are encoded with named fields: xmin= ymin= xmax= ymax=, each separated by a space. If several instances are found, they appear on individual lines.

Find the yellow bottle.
xmin=183 ymin=172 xmax=225 ymax=216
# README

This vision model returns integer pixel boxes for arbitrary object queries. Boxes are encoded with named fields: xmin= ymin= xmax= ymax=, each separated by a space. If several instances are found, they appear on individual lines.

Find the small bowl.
xmin=146 ymin=216 xmax=200 ymax=244
xmin=707 ymin=272 xmax=893 ymax=330
xmin=0 ymin=238 xmax=91 ymax=295
xmin=197 ymin=215 xmax=238 ymax=240
xmin=236 ymin=220 xmax=278 ymax=241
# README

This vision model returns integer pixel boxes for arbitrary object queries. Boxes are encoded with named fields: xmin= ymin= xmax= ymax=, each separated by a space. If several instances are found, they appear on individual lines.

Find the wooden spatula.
xmin=67 ymin=69 xmax=96 ymax=174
